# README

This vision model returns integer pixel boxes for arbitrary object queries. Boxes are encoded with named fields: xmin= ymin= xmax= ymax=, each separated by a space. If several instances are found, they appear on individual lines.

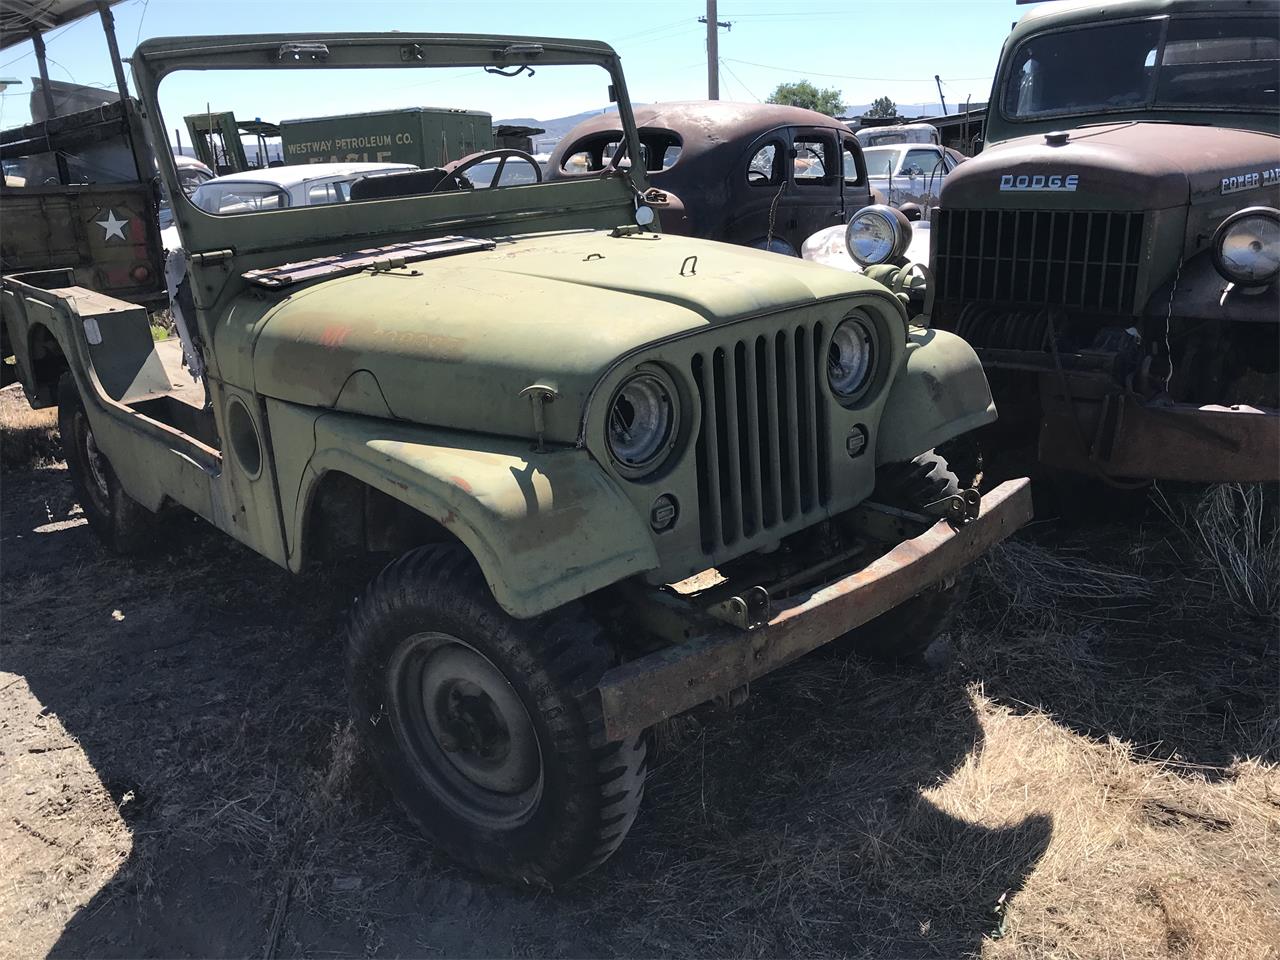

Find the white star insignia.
xmin=96 ymin=210 xmax=129 ymax=241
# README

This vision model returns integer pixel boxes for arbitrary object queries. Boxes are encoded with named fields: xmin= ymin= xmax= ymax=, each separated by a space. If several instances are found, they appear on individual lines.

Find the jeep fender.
xmin=294 ymin=411 xmax=659 ymax=619
xmin=876 ymin=326 xmax=996 ymax=465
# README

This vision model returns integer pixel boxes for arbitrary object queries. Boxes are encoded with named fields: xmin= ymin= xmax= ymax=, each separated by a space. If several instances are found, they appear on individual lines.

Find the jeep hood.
xmin=250 ymin=231 xmax=880 ymax=443
xmin=943 ymin=122 xmax=1280 ymax=211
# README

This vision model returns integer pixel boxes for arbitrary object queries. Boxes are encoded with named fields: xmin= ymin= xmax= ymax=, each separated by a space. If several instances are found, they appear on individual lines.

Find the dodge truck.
xmin=932 ymin=0 xmax=1279 ymax=483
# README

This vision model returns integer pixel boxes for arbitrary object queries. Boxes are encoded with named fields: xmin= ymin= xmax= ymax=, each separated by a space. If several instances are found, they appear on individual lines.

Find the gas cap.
xmin=1045 ymin=131 xmax=1070 ymax=146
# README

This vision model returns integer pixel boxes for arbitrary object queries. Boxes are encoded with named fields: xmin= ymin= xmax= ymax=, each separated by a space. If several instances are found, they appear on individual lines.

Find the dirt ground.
xmin=1 ymin=383 xmax=1277 ymax=959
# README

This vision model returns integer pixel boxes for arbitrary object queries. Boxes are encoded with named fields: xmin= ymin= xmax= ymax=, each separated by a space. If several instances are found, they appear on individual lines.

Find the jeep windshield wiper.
xmin=241 ymin=236 xmax=495 ymax=289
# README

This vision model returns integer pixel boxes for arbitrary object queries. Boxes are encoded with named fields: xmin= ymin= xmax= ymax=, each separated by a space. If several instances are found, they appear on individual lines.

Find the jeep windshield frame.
xmin=990 ymin=11 xmax=1280 ymax=141
xmin=131 ymin=34 xmax=646 ymax=259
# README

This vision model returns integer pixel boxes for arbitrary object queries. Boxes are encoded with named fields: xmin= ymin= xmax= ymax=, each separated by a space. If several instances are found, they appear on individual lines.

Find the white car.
xmin=861 ymin=143 xmax=967 ymax=210
xmin=162 ymin=161 xmax=415 ymax=248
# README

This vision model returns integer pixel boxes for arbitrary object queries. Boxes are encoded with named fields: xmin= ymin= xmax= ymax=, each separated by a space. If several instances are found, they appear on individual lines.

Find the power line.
xmin=621 ymin=24 xmax=703 ymax=50
xmin=613 ymin=18 xmax=692 ymax=43
xmin=719 ymin=58 xmax=759 ymax=102
xmin=134 ymin=0 xmax=151 ymax=51
xmin=723 ymin=57 xmax=992 ymax=84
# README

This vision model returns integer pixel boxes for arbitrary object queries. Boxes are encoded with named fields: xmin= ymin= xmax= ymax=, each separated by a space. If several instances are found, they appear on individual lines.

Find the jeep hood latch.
xmin=519 ymin=384 xmax=560 ymax=453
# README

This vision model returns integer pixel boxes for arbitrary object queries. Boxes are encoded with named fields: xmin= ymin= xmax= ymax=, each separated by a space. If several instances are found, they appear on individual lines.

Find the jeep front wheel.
xmin=829 ymin=450 xmax=971 ymax=663
xmin=57 ymin=373 xmax=158 ymax=554
xmin=345 ymin=544 xmax=647 ymax=886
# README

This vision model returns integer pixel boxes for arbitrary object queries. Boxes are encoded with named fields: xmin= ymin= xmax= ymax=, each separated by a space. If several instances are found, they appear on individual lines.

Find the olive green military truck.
xmin=0 ymin=32 xmax=1031 ymax=886
xmin=932 ymin=0 xmax=1280 ymax=483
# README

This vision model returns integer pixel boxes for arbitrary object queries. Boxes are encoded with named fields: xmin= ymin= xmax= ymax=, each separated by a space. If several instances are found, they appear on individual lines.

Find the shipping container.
xmin=280 ymin=107 xmax=494 ymax=167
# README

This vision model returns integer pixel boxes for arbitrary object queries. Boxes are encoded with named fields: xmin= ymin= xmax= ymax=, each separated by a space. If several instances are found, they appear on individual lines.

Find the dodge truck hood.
xmin=943 ymin=122 xmax=1280 ymax=211
xmin=250 ymin=230 xmax=879 ymax=443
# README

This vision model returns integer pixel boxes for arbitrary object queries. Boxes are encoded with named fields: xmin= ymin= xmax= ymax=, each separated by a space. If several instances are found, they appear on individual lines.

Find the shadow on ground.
xmin=4 ymin=461 xmax=1266 ymax=957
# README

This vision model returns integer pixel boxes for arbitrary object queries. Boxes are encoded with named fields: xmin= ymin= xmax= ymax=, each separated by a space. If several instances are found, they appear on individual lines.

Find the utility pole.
xmin=699 ymin=1 xmax=732 ymax=100
xmin=934 ymin=74 xmax=948 ymax=115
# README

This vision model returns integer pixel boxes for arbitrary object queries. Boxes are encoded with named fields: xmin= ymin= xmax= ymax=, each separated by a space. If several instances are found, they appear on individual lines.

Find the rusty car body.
xmin=548 ymin=101 xmax=873 ymax=255
xmin=0 ymin=31 xmax=1029 ymax=885
xmin=930 ymin=0 xmax=1280 ymax=483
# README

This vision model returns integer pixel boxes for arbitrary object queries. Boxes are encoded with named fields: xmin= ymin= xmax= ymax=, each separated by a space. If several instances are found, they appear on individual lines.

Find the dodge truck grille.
xmin=691 ymin=325 xmax=830 ymax=553
xmin=935 ymin=209 xmax=1145 ymax=315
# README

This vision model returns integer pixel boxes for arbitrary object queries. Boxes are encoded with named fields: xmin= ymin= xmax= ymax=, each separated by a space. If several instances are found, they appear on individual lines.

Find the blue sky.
xmin=0 ymin=0 xmax=1024 ymax=137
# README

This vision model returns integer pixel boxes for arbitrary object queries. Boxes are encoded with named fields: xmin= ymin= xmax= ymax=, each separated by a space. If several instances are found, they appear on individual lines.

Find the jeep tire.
xmin=58 ymin=373 xmax=159 ymax=554
xmin=829 ymin=450 xmax=971 ymax=663
xmin=345 ymin=544 xmax=647 ymax=887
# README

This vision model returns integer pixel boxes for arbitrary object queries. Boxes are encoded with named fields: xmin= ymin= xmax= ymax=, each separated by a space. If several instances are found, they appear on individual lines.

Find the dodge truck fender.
xmin=876 ymin=326 xmax=996 ymax=465
xmin=293 ymin=411 xmax=660 ymax=619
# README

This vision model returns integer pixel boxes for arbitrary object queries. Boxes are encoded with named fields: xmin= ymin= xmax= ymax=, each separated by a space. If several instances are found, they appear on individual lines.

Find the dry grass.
xmin=1156 ymin=483 xmax=1280 ymax=621
xmin=0 ymin=385 xmax=59 ymax=471
xmin=1 ymin=455 xmax=1277 ymax=957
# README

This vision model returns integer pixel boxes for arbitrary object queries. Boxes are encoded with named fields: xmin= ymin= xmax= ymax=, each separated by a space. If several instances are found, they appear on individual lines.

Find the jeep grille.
xmin=691 ymin=325 xmax=830 ymax=553
xmin=935 ymin=209 xmax=1145 ymax=315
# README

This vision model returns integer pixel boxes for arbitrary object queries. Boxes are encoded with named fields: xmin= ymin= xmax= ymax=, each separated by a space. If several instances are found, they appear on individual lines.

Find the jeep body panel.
xmin=245 ymin=233 xmax=898 ymax=444
xmin=290 ymin=412 xmax=658 ymax=618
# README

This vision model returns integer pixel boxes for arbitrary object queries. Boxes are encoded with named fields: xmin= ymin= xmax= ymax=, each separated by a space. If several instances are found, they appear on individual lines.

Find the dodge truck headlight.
xmin=846 ymin=204 xmax=912 ymax=267
xmin=1212 ymin=207 xmax=1280 ymax=287
xmin=827 ymin=315 xmax=877 ymax=401
xmin=607 ymin=369 xmax=679 ymax=476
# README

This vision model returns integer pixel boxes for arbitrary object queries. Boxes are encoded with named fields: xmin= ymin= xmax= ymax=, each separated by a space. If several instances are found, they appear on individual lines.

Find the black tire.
xmin=57 ymin=373 xmax=158 ymax=554
xmin=345 ymin=544 xmax=647 ymax=887
xmin=829 ymin=450 xmax=972 ymax=663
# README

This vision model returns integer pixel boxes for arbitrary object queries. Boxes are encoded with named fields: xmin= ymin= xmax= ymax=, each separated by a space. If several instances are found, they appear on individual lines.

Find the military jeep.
xmin=932 ymin=0 xmax=1280 ymax=483
xmin=0 ymin=32 xmax=1031 ymax=886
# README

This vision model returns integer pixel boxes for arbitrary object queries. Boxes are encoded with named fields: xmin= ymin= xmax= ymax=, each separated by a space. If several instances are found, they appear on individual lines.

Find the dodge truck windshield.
xmin=1004 ymin=15 xmax=1280 ymax=121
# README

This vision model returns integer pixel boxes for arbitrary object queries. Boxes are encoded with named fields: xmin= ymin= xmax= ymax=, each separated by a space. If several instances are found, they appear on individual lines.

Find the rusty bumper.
xmin=594 ymin=477 xmax=1034 ymax=741
xmin=1040 ymin=390 xmax=1280 ymax=483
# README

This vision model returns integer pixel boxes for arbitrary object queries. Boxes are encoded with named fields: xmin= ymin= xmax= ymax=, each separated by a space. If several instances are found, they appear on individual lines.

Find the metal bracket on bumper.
xmin=594 ymin=477 xmax=1034 ymax=742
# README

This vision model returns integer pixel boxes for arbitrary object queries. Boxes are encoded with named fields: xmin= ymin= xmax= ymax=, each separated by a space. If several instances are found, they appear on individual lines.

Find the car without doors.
xmin=549 ymin=101 xmax=874 ymax=255
xmin=0 ymin=31 xmax=1031 ymax=886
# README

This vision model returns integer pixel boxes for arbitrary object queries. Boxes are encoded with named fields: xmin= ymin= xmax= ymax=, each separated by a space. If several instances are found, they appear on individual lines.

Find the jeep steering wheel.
xmin=433 ymin=149 xmax=544 ymax=193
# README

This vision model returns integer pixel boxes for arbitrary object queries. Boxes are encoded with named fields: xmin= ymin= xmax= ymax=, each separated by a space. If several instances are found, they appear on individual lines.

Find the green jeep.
xmin=0 ymin=33 xmax=1031 ymax=886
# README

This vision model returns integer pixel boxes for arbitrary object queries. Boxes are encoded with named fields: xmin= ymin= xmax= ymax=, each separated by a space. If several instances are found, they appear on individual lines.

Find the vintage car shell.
xmin=548 ymin=101 xmax=873 ymax=254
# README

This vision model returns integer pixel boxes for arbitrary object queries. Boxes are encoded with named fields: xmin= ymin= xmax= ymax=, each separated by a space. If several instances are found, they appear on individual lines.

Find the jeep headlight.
xmin=1212 ymin=207 xmax=1280 ymax=287
xmin=827 ymin=315 xmax=877 ymax=401
xmin=845 ymin=204 xmax=912 ymax=267
xmin=606 ymin=369 xmax=679 ymax=476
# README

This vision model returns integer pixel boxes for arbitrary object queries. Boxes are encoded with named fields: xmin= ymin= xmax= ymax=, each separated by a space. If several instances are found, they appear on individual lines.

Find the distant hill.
xmin=496 ymin=106 xmax=622 ymax=153
xmin=840 ymin=101 xmax=988 ymax=121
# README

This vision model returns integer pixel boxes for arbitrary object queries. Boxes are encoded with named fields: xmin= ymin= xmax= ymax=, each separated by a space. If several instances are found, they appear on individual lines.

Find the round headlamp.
xmin=1212 ymin=206 xmax=1280 ymax=287
xmin=845 ymin=204 xmax=913 ymax=267
xmin=606 ymin=369 xmax=679 ymax=476
xmin=827 ymin=315 xmax=877 ymax=402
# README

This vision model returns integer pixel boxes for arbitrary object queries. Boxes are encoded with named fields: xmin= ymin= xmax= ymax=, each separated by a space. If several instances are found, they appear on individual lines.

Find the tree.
xmin=766 ymin=80 xmax=845 ymax=117
xmin=866 ymin=96 xmax=898 ymax=119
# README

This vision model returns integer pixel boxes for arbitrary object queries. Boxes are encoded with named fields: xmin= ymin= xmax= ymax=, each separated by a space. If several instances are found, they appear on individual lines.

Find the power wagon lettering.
xmin=1221 ymin=167 xmax=1280 ymax=195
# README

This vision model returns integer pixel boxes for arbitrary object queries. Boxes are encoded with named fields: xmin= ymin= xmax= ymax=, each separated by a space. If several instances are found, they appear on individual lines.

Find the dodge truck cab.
xmin=932 ymin=0 xmax=1279 ymax=483
xmin=0 ymin=32 xmax=1030 ymax=886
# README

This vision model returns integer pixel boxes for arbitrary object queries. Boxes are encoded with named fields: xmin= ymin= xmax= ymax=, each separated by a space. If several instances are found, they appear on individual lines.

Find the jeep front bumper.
xmin=594 ymin=477 xmax=1033 ymax=741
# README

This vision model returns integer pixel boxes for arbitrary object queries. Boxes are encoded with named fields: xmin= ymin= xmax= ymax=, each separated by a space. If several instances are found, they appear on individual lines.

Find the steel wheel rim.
xmin=77 ymin=411 xmax=111 ymax=508
xmin=387 ymin=632 xmax=543 ymax=828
